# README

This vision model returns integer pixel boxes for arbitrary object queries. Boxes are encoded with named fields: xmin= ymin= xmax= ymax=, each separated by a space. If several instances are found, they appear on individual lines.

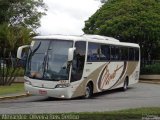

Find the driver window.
xmin=71 ymin=41 xmax=86 ymax=82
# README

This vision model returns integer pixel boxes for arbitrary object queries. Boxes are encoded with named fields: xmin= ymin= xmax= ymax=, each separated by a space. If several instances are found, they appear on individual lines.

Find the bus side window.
xmin=110 ymin=46 xmax=116 ymax=60
xmin=135 ymin=48 xmax=139 ymax=61
xmin=100 ymin=45 xmax=110 ymax=61
xmin=87 ymin=43 xmax=100 ymax=62
xmin=115 ymin=46 xmax=120 ymax=60
xmin=129 ymin=48 xmax=134 ymax=61
xmin=121 ymin=47 xmax=128 ymax=60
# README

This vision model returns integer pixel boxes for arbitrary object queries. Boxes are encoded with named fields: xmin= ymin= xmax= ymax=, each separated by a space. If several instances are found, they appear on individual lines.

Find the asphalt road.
xmin=0 ymin=83 xmax=160 ymax=114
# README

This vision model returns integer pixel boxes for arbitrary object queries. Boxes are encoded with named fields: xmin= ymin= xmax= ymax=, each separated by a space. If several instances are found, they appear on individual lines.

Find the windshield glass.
xmin=25 ymin=39 xmax=73 ymax=81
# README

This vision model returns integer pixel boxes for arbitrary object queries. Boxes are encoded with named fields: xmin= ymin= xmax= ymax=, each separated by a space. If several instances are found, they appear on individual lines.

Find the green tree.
xmin=0 ymin=23 xmax=33 ymax=57
xmin=0 ymin=23 xmax=34 ymax=86
xmin=83 ymin=0 xmax=160 ymax=60
xmin=0 ymin=0 xmax=46 ymax=29
xmin=0 ymin=0 xmax=46 ymax=57
xmin=0 ymin=0 xmax=46 ymax=85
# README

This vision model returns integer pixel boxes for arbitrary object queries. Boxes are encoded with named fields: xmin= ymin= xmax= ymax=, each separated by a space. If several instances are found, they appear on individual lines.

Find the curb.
xmin=139 ymin=80 xmax=160 ymax=84
xmin=0 ymin=93 xmax=30 ymax=101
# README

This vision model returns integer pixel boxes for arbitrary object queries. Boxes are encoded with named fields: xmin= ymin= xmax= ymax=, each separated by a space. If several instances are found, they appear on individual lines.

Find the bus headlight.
xmin=25 ymin=80 xmax=32 ymax=85
xmin=55 ymin=83 xmax=70 ymax=88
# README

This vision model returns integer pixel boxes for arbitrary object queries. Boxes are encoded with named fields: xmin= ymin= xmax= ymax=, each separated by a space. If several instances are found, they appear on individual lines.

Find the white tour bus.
xmin=17 ymin=34 xmax=140 ymax=99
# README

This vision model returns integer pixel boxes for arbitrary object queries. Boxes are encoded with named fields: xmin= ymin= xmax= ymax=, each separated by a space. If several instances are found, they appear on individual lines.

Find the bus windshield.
xmin=25 ymin=39 xmax=73 ymax=81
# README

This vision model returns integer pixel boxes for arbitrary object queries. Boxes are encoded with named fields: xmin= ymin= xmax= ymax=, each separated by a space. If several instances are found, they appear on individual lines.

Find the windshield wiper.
xmin=42 ymin=53 xmax=48 ymax=78
xmin=29 ymin=42 xmax=42 ymax=58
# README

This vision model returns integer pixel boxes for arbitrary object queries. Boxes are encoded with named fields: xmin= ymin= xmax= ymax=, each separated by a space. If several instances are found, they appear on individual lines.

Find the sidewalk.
xmin=139 ymin=79 xmax=160 ymax=84
xmin=139 ymin=75 xmax=160 ymax=84
xmin=0 ymin=92 xmax=30 ymax=101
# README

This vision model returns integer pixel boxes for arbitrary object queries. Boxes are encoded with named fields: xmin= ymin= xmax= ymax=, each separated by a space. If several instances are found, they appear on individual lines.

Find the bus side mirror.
xmin=17 ymin=45 xmax=30 ymax=60
xmin=68 ymin=48 xmax=76 ymax=62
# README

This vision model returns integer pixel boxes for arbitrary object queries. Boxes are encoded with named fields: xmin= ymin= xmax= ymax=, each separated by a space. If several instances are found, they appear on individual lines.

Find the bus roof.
xmin=33 ymin=34 xmax=139 ymax=48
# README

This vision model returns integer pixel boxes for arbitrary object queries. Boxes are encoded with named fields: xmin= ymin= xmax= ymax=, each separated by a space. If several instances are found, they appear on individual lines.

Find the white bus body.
xmin=17 ymin=34 xmax=140 ymax=99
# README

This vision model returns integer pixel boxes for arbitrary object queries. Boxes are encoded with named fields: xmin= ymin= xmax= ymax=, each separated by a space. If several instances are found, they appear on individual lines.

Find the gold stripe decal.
xmin=97 ymin=62 xmax=126 ymax=91
xmin=109 ymin=61 xmax=127 ymax=90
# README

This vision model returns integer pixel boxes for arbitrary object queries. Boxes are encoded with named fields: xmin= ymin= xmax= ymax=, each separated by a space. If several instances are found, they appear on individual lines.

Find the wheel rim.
xmin=85 ymin=86 xmax=90 ymax=98
xmin=124 ymin=82 xmax=127 ymax=90
xmin=123 ymin=81 xmax=128 ymax=90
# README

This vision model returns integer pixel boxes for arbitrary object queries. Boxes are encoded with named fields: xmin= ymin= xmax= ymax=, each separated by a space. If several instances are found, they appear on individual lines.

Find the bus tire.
xmin=122 ymin=77 xmax=128 ymax=91
xmin=84 ymin=83 xmax=93 ymax=99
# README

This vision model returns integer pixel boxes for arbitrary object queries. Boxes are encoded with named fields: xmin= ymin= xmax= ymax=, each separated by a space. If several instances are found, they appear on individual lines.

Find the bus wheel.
xmin=122 ymin=78 xmax=128 ymax=91
xmin=84 ymin=83 xmax=93 ymax=99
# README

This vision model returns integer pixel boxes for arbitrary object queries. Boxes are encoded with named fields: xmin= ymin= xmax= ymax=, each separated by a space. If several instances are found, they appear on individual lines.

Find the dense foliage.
xmin=0 ymin=0 xmax=46 ymax=57
xmin=0 ymin=0 xmax=46 ymax=85
xmin=0 ymin=0 xmax=46 ymax=29
xmin=141 ymin=62 xmax=160 ymax=75
xmin=83 ymin=0 xmax=160 ymax=60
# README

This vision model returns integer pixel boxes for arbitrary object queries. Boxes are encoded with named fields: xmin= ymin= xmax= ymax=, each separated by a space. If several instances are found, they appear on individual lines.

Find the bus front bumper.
xmin=25 ymin=84 xmax=73 ymax=99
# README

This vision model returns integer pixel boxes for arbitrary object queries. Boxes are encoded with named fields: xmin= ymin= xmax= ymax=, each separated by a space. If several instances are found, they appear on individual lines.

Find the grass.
xmin=48 ymin=107 xmax=160 ymax=120
xmin=76 ymin=107 xmax=160 ymax=120
xmin=0 ymin=83 xmax=24 ymax=95
xmin=5 ymin=107 xmax=158 ymax=120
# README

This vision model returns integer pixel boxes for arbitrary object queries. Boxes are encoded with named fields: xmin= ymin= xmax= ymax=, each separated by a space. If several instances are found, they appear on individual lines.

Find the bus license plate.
xmin=39 ymin=90 xmax=47 ymax=95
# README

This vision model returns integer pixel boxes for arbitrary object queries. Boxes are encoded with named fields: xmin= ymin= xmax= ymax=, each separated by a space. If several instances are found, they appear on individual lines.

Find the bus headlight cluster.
xmin=55 ymin=83 xmax=70 ymax=88
xmin=25 ymin=79 xmax=32 ymax=85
